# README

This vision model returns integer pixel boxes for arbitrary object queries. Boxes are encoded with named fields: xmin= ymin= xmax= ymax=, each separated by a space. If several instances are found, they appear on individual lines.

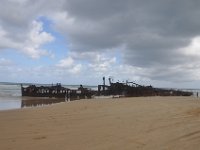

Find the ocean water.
xmin=0 ymin=83 xmax=97 ymax=111
xmin=0 ymin=83 xmax=22 ymax=110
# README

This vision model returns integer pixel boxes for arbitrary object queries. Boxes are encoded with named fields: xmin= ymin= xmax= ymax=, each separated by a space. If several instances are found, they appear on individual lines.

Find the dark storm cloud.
xmin=61 ymin=0 xmax=200 ymax=47
xmin=51 ymin=0 xmax=200 ymax=82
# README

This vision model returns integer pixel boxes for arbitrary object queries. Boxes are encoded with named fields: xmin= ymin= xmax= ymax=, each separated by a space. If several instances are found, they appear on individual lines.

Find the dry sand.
xmin=1 ymin=96 xmax=200 ymax=150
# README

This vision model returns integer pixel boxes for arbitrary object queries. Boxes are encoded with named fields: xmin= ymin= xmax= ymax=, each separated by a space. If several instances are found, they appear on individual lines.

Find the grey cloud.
xmin=1 ymin=0 xmax=200 ymax=84
xmin=0 ymin=0 xmax=64 ymax=46
xmin=54 ymin=0 xmax=200 ymax=82
xmin=0 ymin=0 xmax=62 ymax=58
xmin=58 ymin=0 xmax=200 ymax=53
xmin=64 ymin=0 xmax=131 ymax=20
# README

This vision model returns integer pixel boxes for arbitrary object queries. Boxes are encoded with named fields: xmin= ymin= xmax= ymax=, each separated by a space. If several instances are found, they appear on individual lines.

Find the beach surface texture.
xmin=1 ymin=96 xmax=200 ymax=150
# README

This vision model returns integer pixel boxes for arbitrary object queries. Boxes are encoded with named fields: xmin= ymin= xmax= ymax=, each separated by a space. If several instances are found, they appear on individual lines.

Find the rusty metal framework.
xmin=97 ymin=77 xmax=193 ymax=97
xmin=21 ymin=83 xmax=93 ymax=101
xmin=21 ymin=77 xmax=193 ymax=103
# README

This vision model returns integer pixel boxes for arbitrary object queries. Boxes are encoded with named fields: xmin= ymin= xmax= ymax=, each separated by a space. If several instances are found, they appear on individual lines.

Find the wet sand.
xmin=1 ymin=96 xmax=200 ymax=150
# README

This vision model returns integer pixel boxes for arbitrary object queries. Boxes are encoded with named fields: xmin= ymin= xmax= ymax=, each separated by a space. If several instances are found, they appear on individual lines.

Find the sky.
xmin=1 ymin=0 xmax=200 ymax=88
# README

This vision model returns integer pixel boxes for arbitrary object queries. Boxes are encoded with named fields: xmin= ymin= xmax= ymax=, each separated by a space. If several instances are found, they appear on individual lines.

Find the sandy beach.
xmin=1 ymin=96 xmax=200 ymax=150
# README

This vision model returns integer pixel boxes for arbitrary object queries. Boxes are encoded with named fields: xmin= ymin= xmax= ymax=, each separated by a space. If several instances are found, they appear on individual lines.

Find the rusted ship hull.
xmin=21 ymin=84 xmax=93 ymax=100
xmin=21 ymin=78 xmax=193 ymax=102
xmin=97 ymin=77 xmax=193 ymax=97
xmin=21 ymin=84 xmax=69 ymax=98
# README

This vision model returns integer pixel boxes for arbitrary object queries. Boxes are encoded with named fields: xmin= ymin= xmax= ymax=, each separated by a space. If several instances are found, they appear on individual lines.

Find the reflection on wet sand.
xmin=21 ymin=97 xmax=66 ymax=108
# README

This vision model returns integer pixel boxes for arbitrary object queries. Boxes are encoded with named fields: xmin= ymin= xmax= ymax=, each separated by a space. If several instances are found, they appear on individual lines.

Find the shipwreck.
xmin=21 ymin=77 xmax=193 ymax=104
xmin=21 ymin=83 xmax=93 ymax=101
xmin=97 ymin=77 xmax=193 ymax=97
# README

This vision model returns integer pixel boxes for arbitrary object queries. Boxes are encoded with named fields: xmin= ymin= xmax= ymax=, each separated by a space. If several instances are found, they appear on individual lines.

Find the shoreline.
xmin=1 ymin=96 xmax=200 ymax=150
xmin=0 ymin=95 xmax=198 ymax=111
